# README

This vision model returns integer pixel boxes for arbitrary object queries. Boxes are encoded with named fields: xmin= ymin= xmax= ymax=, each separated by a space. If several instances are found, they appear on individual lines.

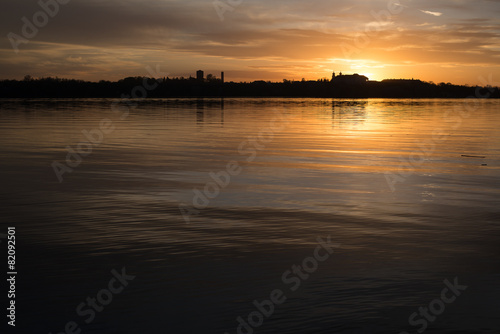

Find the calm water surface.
xmin=1 ymin=98 xmax=499 ymax=333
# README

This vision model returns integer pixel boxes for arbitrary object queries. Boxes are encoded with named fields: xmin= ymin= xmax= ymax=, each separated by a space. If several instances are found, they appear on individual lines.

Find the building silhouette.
xmin=332 ymin=72 xmax=368 ymax=85
xmin=196 ymin=70 xmax=204 ymax=81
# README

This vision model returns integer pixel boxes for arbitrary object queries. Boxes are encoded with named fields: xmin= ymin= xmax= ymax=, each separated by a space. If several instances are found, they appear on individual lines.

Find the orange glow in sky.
xmin=1 ymin=0 xmax=500 ymax=85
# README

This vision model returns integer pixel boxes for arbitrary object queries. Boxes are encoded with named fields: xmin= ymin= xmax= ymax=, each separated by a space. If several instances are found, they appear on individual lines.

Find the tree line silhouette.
xmin=0 ymin=75 xmax=498 ymax=98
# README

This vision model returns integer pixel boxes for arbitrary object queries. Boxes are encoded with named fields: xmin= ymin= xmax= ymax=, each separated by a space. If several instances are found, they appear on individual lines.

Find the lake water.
xmin=1 ymin=98 xmax=499 ymax=333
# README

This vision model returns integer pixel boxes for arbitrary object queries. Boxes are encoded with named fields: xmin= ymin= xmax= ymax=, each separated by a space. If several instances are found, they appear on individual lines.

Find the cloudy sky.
xmin=2 ymin=0 xmax=500 ymax=84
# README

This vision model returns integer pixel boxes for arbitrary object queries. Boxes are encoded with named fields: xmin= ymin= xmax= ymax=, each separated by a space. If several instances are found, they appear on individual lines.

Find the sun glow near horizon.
xmin=0 ymin=0 xmax=499 ymax=85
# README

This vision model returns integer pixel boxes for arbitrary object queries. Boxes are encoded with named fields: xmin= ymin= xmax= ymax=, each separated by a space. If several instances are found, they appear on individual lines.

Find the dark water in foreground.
xmin=1 ymin=98 xmax=499 ymax=333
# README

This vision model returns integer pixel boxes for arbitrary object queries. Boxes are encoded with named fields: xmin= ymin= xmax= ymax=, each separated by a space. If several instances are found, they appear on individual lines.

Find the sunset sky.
xmin=1 ymin=0 xmax=500 ymax=85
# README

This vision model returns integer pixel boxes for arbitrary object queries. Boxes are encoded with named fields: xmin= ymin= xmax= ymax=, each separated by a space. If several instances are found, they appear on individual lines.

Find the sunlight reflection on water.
xmin=1 ymin=98 xmax=499 ymax=333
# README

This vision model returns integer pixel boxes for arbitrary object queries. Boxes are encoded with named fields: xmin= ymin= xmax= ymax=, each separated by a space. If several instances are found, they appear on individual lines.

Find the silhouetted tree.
xmin=0 ymin=75 xmax=498 ymax=98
